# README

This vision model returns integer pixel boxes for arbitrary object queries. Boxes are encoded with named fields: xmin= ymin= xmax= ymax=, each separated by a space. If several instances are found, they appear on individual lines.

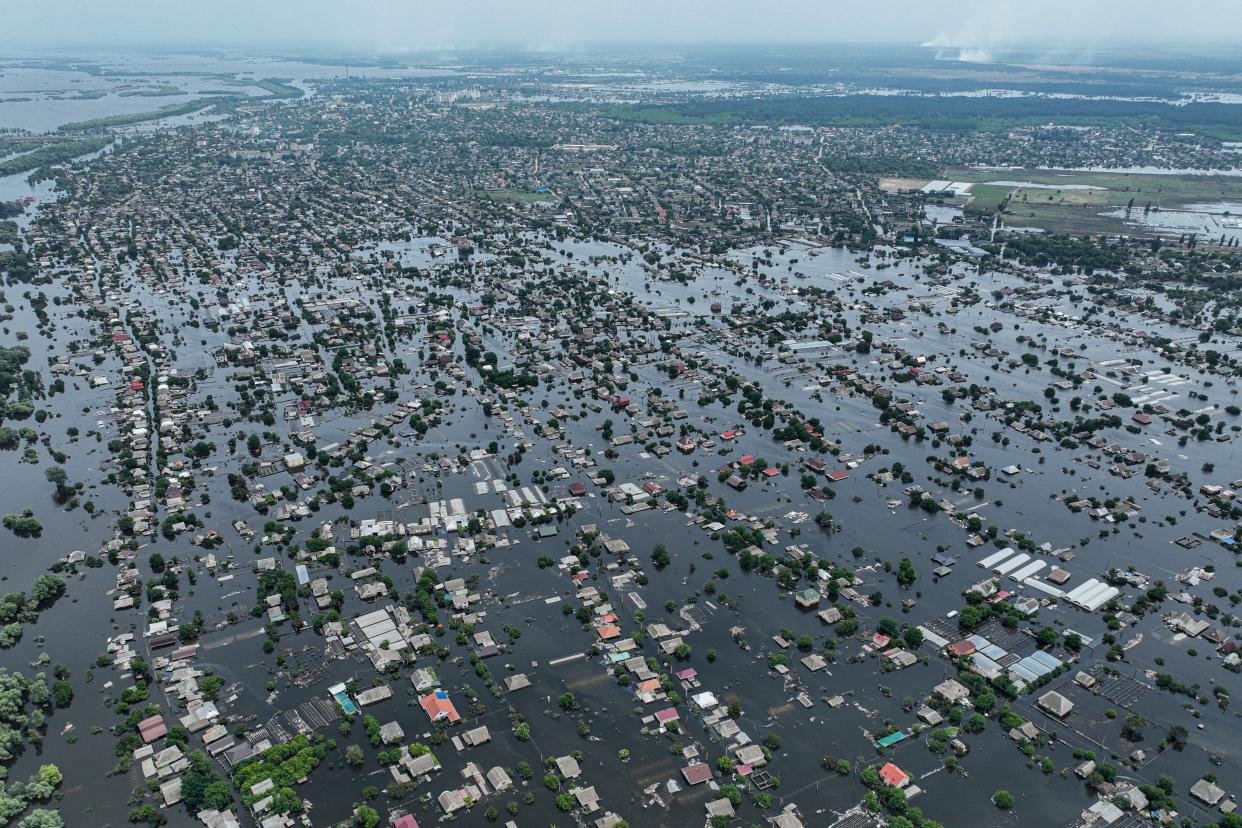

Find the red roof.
xmin=739 ymin=454 xmax=755 ymax=465
xmin=392 ymin=817 xmax=420 ymax=828
xmin=597 ymin=624 xmax=621 ymax=640
xmin=879 ymin=762 xmax=910 ymax=788
xmin=720 ymin=431 xmax=736 ymax=440
xmin=138 ymin=714 xmax=167 ymax=743
xmin=419 ymin=691 xmax=461 ymax=723
xmin=764 ymin=466 xmax=780 ymax=477
xmin=654 ymin=707 xmax=679 ymax=723
xmin=682 ymin=763 xmax=713 ymax=785
xmin=827 ymin=470 xmax=850 ymax=482
xmin=947 ymin=640 xmax=976 ymax=658
xmin=169 ymin=645 xmax=199 ymax=661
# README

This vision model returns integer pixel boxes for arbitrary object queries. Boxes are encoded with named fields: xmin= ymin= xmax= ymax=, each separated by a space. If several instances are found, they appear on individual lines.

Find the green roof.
xmin=877 ymin=731 xmax=908 ymax=747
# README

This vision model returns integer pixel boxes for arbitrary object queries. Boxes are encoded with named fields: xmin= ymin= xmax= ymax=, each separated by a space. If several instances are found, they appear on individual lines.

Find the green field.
xmin=962 ymin=184 xmax=1014 ymax=212
xmin=59 ymin=98 xmax=222 ymax=131
xmin=589 ymin=96 xmax=1242 ymax=141
xmin=947 ymin=167 xmax=1242 ymax=235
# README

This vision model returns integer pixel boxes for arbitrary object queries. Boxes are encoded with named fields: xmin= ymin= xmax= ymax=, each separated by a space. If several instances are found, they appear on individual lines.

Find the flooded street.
xmin=0 ymin=41 xmax=1240 ymax=828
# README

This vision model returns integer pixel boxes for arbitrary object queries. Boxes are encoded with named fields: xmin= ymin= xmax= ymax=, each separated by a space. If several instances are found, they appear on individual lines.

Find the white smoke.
xmin=920 ymin=0 xmax=1144 ymax=65
xmin=920 ymin=0 xmax=1043 ymax=63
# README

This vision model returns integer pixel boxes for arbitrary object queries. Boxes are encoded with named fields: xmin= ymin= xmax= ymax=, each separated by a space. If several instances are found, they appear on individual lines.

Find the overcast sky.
xmin=6 ymin=0 xmax=1237 ymax=51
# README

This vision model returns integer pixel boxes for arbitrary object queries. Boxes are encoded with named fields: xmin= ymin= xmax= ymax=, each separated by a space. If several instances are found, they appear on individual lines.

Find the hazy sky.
xmin=6 ymin=0 xmax=1238 ymax=51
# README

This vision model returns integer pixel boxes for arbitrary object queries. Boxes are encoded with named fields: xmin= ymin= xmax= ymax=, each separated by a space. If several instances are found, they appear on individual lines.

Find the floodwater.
xmin=4 ymin=229 xmax=1239 ymax=827
xmin=984 ymin=181 xmax=1108 ymax=191
xmin=0 ymin=54 xmax=458 ymax=132
xmin=0 ymin=77 xmax=1238 ymax=828
xmin=1104 ymin=202 xmax=1242 ymax=243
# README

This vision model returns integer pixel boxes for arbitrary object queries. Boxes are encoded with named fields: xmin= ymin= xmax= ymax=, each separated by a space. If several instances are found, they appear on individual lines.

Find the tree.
xmin=3 ymin=509 xmax=42 ymax=537
xmin=959 ymin=605 xmax=988 ymax=629
xmin=29 ymin=574 xmax=64 ymax=607
xmin=43 ymin=466 xmax=69 ymax=502
xmin=993 ymin=790 xmax=1015 ymax=809
xmin=37 ymin=764 xmax=62 ymax=788
xmin=18 ymin=811 xmax=64 ymax=828
xmin=1121 ymin=714 xmax=1148 ymax=742
xmin=353 ymin=805 xmax=379 ymax=828
xmin=345 ymin=744 xmax=364 ymax=767
xmin=127 ymin=804 xmax=167 ymax=827
xmin=650 ymin=544 xmax=670 ymax=570
xmin=973 ymin=688 xmax=996 ymax=712
xmin=51 ymin=680 xmax=72 ymax=708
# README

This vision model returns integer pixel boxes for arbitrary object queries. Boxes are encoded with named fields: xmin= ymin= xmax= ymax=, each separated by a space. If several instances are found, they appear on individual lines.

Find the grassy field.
xmin=962 ymin=184 xmax=1014 ymax=212
xmin=59 ymin=98 xmax=222 ymax=131
xmin=938 ymin=167 xmax=1242 ymax=234
xmin=592 ymin=97 xmax=1242 ymax=141
xmin=950 ymin=167 xmax=1242 ymax=206
xmin=878 ymin=177 xmax=927 ymax=193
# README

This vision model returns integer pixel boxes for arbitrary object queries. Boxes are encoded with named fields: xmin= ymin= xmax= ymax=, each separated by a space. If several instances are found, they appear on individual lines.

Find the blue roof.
xmin=1016 ymin=655 xmax=1052 ymax=677
xmin=981 ymin=644 xmax=1007 ymax=661
xmin=1029 ymin=650 xmax=1063 ymax=671
xmin=1010 ymin=663 xmax=1039 ymax=683
xmin=971 ymin=653 xmax=1002 ymax=674
xmin=877 ymin=731 xmax=907 ymax=747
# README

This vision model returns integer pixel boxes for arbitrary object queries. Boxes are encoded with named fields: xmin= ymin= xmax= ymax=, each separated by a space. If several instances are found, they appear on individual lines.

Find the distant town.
xmin=0 ymin=39 xmax=1240 ymax=828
